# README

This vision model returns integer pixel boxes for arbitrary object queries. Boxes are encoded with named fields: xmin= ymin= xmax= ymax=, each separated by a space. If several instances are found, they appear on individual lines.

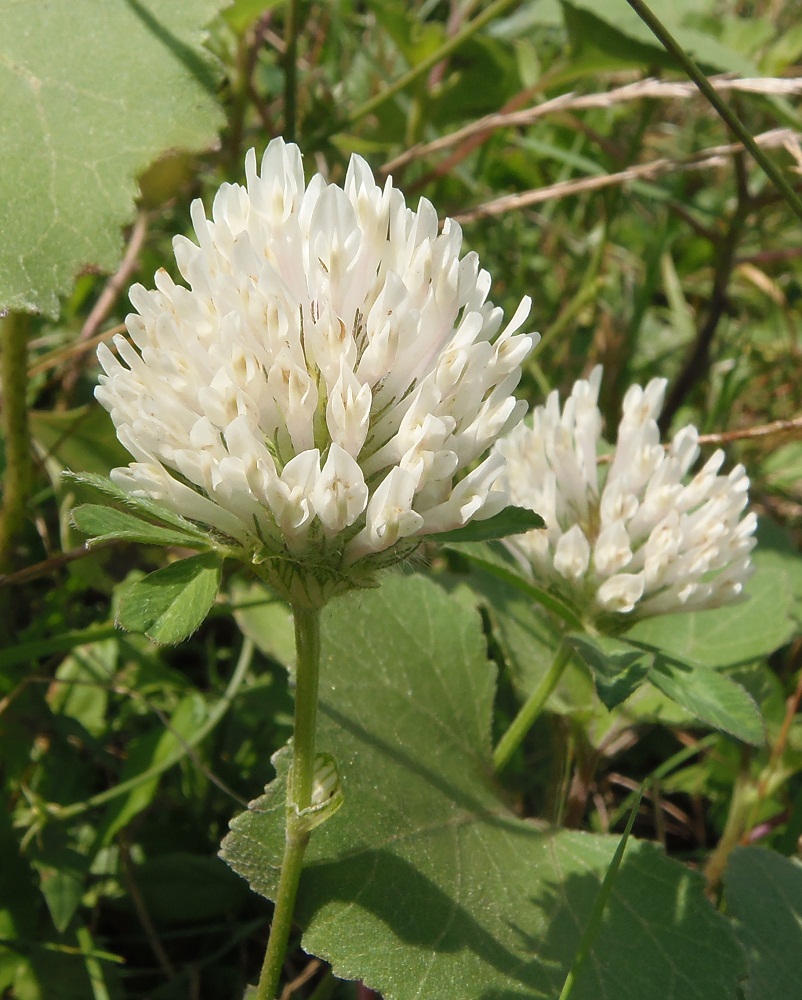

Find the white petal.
xmin=553 ymin=525 xmax=591 ymax=580
xmin=312 ymin=443 xmax=369 ymax=534
xmin=345 ymin=466 xmax=423 ymax=562
xmin=596 ymin=573 xmax=645 ymax=613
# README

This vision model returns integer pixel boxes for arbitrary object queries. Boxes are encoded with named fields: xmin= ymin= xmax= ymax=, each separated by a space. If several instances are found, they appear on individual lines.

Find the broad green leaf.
xmin=724 ymin=847 xmax=802 ymax=1000
xmin=116 ymin=553 xmax=222 ymax=644
xmin=627 ymin=531 xmax=802 ymax=668
xmin=72 ymin=504 xmax=213 ymax=550
xmin=433 ymin=505 xmax=544 ymax=544
xmin=647 ymin=654 xmax=764 ymax=745
xmin=223 ymin=0 xmax=284 ymax=34
xmin=567 ymin=633 xmax=653 ymax=710
xmin=222 ymin=575 xmax=744 ymax=1000
xmin=762 ymin=441 xmax=802 ymax=492
xmin=0 ymin=0 xmax=225 ymax=316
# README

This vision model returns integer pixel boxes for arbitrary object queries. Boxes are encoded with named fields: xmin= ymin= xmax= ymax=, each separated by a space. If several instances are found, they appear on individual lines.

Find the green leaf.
xmin=0 ymin=0 xmax=226 ymax=316
xmin=223 ymin=0 xmax=284 ymax=34
xmin=34 ymin=864 xmax=84 ymax=934
xmin=566 ymin=633 xmax=653 ymax=710
xmin=433 ymin=505 xmax=544 ymax=543
xmin=222 ymin=574 xmax=744 ymax=1000
xmin=116 ymin=553 xmax=222 ymax=644
xmin=724 ymin=847 xmax=802 ymax=1000
xmin=64 ymin=472 xmax=213 ymax=542
xmin=72 ymin=504 xmax=213 ymax=550
xmin=47 ymin=639 xmax=117 ymax=739
xmin=647 ymin=654 xmax=765 ymax=745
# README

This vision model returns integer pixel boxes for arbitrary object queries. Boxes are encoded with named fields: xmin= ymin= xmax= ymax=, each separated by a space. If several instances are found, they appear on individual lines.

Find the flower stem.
xmin=256 ymin=601 xmax=322 ymax=1000
xmin=494 ymin=640 xmax=572 ymax=773
xmin=703 ymin=746 xmax=753 ymax=890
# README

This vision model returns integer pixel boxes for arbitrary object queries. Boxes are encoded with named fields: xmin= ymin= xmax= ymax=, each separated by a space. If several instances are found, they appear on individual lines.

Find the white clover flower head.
xmin=96 ymin=138 xmax=536 ymax=603
xmin=494 ymin=366 xmax=757 ymax=628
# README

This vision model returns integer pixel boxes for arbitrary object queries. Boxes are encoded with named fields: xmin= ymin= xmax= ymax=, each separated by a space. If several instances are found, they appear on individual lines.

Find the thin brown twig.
xmin=452 ymin=129 xmax=793 ymax=223
xmin=28 ymin=323 xmax=126 ymax=378
xmin=696 ymin=415 xmax=802 ymax=446
xmin=0 ymin=540 xmax=117 ymax=588
xmin=608 ymin=773 xmax=695 ymax=834
xmin=737 ymin=246 xmax=802 ymax=265
xmin=61 ymin=212 xmax=148 ymax=395
xmin=82 ymin=213 xmax=148 ymax=344
xmin=404 ymin=69 xmax=559 ymax=193
xmin=596 ymin=413 xmax=802 ymax=464
xmin=381 ymin=76 xmax=802 ymax=176
xmin=280 ymin=958 xmax=322 ymax=999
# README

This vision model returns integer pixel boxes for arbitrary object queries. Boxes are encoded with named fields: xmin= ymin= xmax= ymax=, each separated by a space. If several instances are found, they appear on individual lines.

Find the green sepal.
xmin=116 ymin=552 xmax=223 ymax=645
xmin=433 ymin=505 xmax=543 ymax=544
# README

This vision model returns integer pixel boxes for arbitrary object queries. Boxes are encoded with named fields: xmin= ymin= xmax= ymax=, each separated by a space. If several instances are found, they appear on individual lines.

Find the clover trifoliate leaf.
xmin=116 ymin=553 xmax=222 ymax=644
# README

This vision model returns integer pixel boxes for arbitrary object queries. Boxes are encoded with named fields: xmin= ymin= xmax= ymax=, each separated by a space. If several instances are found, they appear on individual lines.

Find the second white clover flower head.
xmin=494 ymin=366 xmax=757 ymax=626
xmin=95 ymin=138 xmax=536 ymax=590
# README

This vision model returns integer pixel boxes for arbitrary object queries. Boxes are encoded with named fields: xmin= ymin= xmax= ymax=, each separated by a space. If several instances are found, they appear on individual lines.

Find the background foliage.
xmin=1 ymin=1 xmax=801 ymax=998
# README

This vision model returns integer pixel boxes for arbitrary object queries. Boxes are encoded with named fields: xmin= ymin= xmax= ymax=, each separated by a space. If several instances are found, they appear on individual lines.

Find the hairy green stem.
xmin=494 ymin=640 xmax=572 ymax=773
xmin=0 ymin=311 xmax=32 ymax=576
xmin=283 ymin=0 xmax=301 ymax=141
xmin=625 ymin=0 xmax=802 ymax=225
xmin=256 ymin=602 xmax=322 ymax=1000
xmin=341 ymin=0 xmax=520 ymax=131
